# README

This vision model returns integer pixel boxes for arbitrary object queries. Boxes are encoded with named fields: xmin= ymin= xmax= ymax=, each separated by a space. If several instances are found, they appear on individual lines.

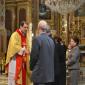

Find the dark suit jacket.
xmin=54 ymin=41 xmax=61 ymax=77
xmin=54 ymin=41 xmax=66 ymax=85
xmin=30 ymin=33 xmax=55 ymax=83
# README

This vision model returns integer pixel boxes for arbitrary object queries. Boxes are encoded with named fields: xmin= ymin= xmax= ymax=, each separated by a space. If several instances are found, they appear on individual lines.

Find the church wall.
xmin=5 ymin=0 xmax=85 ymax=44
xmin=5 ymin=0 xmax=32 ymax=32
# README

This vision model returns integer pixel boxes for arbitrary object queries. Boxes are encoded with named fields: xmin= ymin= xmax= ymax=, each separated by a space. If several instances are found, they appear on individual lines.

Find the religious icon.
xmin=39 ymin=0 xmax=51 ymax=19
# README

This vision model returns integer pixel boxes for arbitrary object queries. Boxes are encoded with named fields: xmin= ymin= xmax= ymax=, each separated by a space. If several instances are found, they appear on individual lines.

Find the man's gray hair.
xmin=38 ymin=20 xmax=48 ymax=32
xmin=46 ymin=25 xmax=51 ymax=33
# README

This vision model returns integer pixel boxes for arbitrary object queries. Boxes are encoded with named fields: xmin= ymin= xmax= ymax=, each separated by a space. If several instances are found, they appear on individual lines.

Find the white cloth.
xmin=8 ymin=57 xmax=16 ymax=85
xmin=8 ymin=78 xmax=15 ymax=85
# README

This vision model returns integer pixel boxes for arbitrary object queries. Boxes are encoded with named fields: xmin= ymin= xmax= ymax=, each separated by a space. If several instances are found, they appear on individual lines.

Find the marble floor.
xmin=0 ymin=74 xmax=33 ymax=85
xmin=0 ymin=71 xmax=85 ymax=85
xmin=0 ymin=74 xmax=8 ymax=85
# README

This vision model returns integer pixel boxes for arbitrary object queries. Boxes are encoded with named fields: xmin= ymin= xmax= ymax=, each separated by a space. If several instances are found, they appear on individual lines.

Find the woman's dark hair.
xmin=71 ymin=36 xmax=79 ymax=45
xmin=54 ymin=36 xmax=62 ymax=43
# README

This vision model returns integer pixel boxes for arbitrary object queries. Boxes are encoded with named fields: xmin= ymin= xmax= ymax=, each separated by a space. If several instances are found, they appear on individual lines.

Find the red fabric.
xmin=15 ymin=55 xmax=22 ymax=80
xmin=16 ymin=29 xmax=27 ymax=85
xmin=22 ymin=63 xmax=26 ymax=85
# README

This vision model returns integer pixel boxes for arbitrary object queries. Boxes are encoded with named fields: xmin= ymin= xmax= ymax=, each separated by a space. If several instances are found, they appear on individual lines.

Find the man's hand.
xmin=25 ymin=49 xmax=30 ymax=55
xmin=18 ymin=47 xmax=26 ymax=55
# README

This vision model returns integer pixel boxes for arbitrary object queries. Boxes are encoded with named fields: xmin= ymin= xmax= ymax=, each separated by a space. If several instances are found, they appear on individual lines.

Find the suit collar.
xmin=40 ymin=32 xmax=47 ymax=35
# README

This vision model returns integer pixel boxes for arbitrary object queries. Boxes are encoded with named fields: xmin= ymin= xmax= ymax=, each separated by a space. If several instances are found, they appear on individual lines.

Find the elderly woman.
xmin=67 ymin=36 xmax=80 ymax=85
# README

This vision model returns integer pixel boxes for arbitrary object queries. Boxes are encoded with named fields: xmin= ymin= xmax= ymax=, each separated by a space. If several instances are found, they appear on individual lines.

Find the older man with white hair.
xmin=30 ymin=20 xmax=55 ymax=85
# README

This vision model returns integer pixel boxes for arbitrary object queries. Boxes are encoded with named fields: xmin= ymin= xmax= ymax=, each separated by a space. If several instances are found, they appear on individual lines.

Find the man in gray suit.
xmin=30 ymin=20 xmax=55 ymax=85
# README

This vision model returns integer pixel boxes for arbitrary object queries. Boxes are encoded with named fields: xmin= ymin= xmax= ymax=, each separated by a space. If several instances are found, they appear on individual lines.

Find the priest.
xmin=6 ymin=21 xmax=32 ymax=85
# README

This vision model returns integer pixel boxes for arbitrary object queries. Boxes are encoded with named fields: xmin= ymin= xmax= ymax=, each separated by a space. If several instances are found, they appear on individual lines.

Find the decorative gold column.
xmin=26 ymin=1 xmax=32 ymax=23
xmin=31 ymin=0 xmax=38 ymax=34
xmin=0 ymin=0 xmax=7 ymax=73
xmin=54 ymin=12 xmax=60 ymax=36
xmin=0 ymin=0 xmax=6 ymax=53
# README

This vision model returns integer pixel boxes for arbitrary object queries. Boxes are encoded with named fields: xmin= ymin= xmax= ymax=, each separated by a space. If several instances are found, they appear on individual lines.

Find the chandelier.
xmin=45 ymin=0 xmax=85 ymax=15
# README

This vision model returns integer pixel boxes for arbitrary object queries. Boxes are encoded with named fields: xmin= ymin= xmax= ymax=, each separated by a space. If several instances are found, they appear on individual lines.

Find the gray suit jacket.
xmin=67 ymin=46 xmax=80 ymax=70
xmin=30 ymin=33 xmax=55 ymax=83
